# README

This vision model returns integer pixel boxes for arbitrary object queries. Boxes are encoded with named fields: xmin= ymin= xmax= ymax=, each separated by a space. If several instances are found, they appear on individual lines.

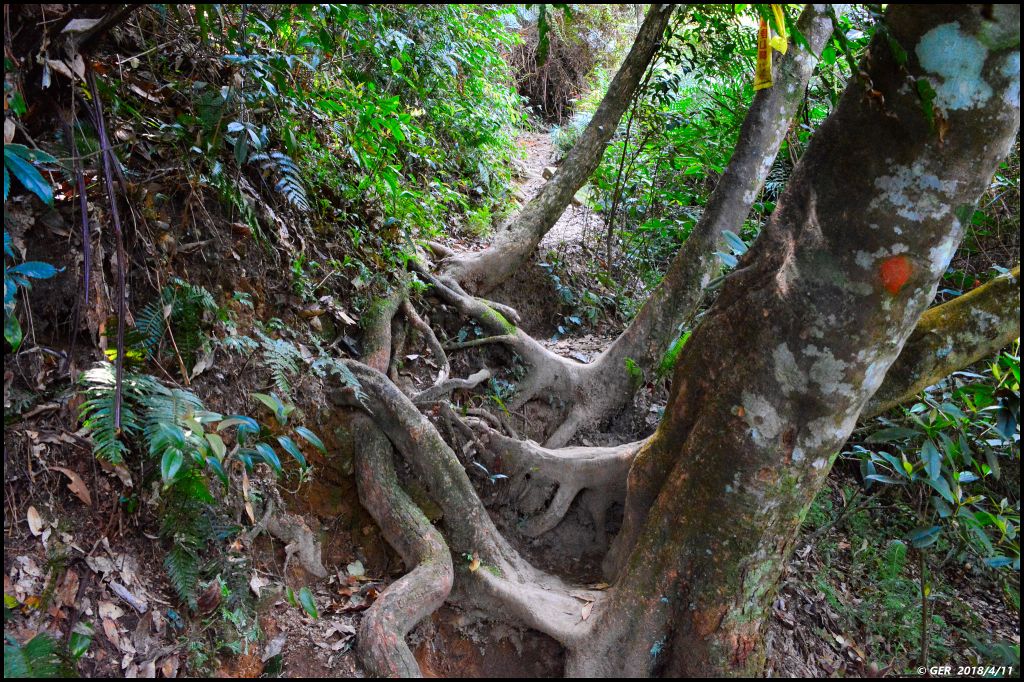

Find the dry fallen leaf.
xmin=159 ymin=655 xmax=179 ymax=678
xmin=26 ymin=506 xmax=45 ymax=536
xmin=50 ymin=467 xmax=92 ymax=506
xmin=242 ymin=469 xmax=255 ymax=524
xmin=57 ymin=570 xmax=80 ymax=607
xmin=102 ymin=617 xmax=121 ymax=648
xmin=581 ymin=601 xmax=594 ymax=621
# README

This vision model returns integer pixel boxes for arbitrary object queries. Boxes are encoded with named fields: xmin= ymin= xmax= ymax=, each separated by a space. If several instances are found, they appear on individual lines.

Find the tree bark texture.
xmin=578 ymin=5 xmax=1020 ymax=676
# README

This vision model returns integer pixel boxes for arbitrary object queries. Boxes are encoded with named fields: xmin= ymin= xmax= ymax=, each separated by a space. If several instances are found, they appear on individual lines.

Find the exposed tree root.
xmin=337 ymin=360 xmax=611 ymax=664
xmin=413 ymin=367 xmax=492 ymax=405
xmin=353 ymin=414 xmax=453 ymax=678
xmin=400 ymin=299 xmax=450 ymax=387
xmin=337 ymin=6 xmax=1019 ymax=676
xmin=473 ymin=421 xmax=639 ymax=539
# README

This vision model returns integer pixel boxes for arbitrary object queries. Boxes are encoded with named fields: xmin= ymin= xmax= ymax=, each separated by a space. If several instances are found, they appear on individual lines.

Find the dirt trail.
xmin=512 ymin=129 xmax=605 ymax=251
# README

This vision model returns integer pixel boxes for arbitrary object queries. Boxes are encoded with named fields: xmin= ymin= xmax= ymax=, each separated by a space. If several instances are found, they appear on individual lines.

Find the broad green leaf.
xmin=294 ymin=426 xmax=326 ymax=453
xmin=69 ymin=622 xmax=94 ymax=660
xmin=161 ymin=448 xmax=184 ymax=483
xmin=254 ymin=442 xmax=282 ymax=476
xmin=920 ymin=439 xmax=941 ymax=481
xmin=277 ymin=435 xmax=307 ymax=468
xmin=298 ymin=586 xmax=318 ymax=619
xmin=205 ymin=432 xmax=227 ymax=461
xmin=206 ymin=455 xmax=228 ymax=487
xmin=7 ymin=261 xmax=61 ymax=280
xmin=4 ymin=146 xmax=53 ymax=205
xmin=908 ymin=525 xmax=942 ymax=548
xmin=926 ymin=476 xmax=954 ymax=504
xmin=218 ymin=415 xmax=261 ymax=436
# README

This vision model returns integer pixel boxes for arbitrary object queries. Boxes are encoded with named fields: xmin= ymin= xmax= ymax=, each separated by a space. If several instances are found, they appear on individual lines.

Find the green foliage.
xmin=77 ymin=362 xmax=328 ymax=606
xmin=166 ymin=4 xmax=522 ymax=255
xmin=250 ymin=151 xmax=309 ymax=212
xmin=849 ymin=344 xmax=1020 ymax=569
xmin=569 ymin=5 xmax=875 ymax=308
xmin=132 ymin=278 xmax=219 ymax=371
xmin=657 ymin=330 xmax=691 ymax=379
xmin=4 ymin=231 xmax=62 ymax=351
xmin=4 ymin=143 xmax=57 ymax=206
xmin=3 ymin=632 xmax=74 ymax=678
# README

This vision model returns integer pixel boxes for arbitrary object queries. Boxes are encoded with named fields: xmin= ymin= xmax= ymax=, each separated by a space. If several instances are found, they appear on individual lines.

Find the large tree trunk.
xmin=576 ymin=5 xmax=1020 ymax=676
xmin=440 ymin=4 xmax=677 ymax=294
xmin=503 ymin=4 xmax=844 ymax=447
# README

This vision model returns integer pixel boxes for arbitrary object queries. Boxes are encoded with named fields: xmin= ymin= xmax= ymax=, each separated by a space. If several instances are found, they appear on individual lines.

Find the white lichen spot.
xmin=802 ymin=411 xmax=858 ymax=451
xmin=812 ymin=458 xmax=828 ymax=470
xmin=928 ymin=230 xmax=958 ymax=275
xmin=804 ymin=345 xmax=853 ymax=397
xmin=742 ymin=392 xmax=783 ymax=447
xmin=871 ymin=160 xmax=959 ymax=222
xmin=972 ymin=308 xmax=1000 ymax=332
xmin=773 ymin=344 xmax=807 ymax=394
xmin=916 ymin=22 xmax=992 ymax=111
xmin=862 ymin=359 xmax=891 ymax=396
xmin=1001 ymin=52 xmax=1020 ymax=107
xmin=792 ymin=447 xmax=805 ymax=463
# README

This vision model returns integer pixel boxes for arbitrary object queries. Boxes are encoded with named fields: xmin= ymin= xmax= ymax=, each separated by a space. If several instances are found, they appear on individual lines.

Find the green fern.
xmin=160 ymin=470 xmax=217 ymax=607
xmin=3 ymin=633 xmax=73 ymax=678
xmin=309 ymin=339 xmax=367 ymax=405
xmin=205 ymin=168 xmax=266 ymax=242
xmin=251 ymin=151 xmax=310 ymax=212
xmin=77 ymin=364 xmax=155 ymax=463
xmin=164 ymin=544 xmax=201 ymax=609
xmin=144 ymin=381 xmax=204 ymax=444
xmin=254 ymin=330 xmax=302 ymax=396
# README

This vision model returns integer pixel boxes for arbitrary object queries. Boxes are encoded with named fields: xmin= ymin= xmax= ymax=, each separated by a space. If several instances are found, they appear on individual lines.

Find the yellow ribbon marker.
xmin=754 ymin=18 xmax=773 ymax=91
xmin=754 ymin=5 xmax=789 ymax=91
xmin=769 ymin=4 xmax=789 ymax=54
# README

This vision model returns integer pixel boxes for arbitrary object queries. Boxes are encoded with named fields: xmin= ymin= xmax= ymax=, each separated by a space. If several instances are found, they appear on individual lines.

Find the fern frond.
xmin=164 ymin=543 xmax=200 ymax=608
xmin=134 ymin=294 xmax=169 ymax=359
xmin=251 ymin=151 xmax=310 ymax=212
xmin=77 ymin=363 xmax=153 ymax=463
xmin=254 ymin=330 xmax=301 ymax=397
xmin=309 ymin=340 xmax=367 ymax=405
xmin=144 ymin=381 xmax=204 ymax=446
xmin=218 ymin=333 xmax=259 ymax=354
xmin=4 ymin=633 xmax=71 ymax=678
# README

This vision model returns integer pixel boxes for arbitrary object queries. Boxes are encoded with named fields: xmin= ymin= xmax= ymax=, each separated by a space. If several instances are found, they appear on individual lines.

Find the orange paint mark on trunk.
xmin=879 ymin=255 xmax=912 ymax=295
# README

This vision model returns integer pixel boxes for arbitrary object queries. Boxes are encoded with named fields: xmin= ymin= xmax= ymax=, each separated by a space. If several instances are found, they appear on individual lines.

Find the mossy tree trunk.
xmin=573 ymin=5 xmax=1020 ymax=676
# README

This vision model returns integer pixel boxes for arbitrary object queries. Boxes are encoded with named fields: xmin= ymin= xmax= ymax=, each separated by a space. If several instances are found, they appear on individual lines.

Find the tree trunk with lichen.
xmin=572 ymin=5 xmax=1020 ymax=676
xmin=499 ymin=3 xmax=844 ymax=447
xmin=347 ymin=4 xmax=1019 ymax=678
xmin=865 ymin=265 xmax=1020 ymax=416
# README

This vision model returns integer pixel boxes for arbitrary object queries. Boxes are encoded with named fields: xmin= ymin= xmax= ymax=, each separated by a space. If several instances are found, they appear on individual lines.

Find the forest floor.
xmin=4 ymin=128 xmax=1019 ymax=679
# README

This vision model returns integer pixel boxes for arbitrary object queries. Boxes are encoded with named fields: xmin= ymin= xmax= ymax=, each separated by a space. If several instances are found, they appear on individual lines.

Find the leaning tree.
xmin=336 ymin=4 xmax=1019 ymax=677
